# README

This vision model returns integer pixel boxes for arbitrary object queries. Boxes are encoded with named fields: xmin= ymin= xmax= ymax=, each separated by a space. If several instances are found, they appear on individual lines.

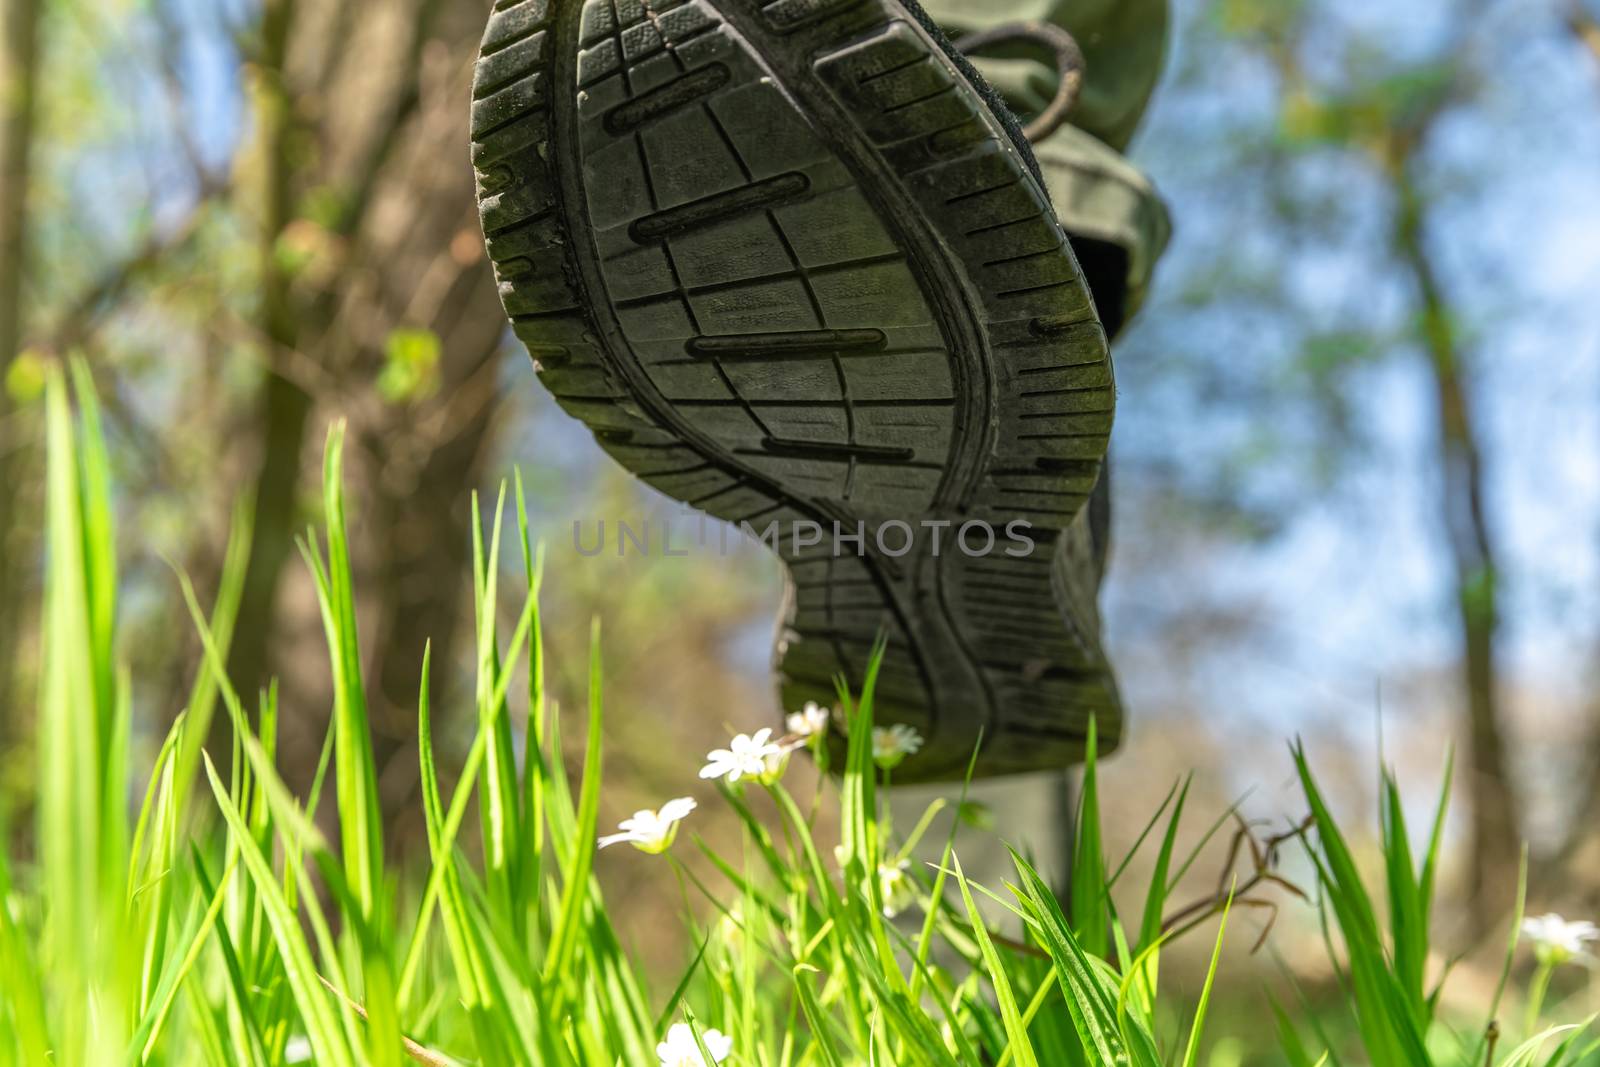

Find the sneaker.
xmin=471 ymin=0 xmax=1119 ymax=780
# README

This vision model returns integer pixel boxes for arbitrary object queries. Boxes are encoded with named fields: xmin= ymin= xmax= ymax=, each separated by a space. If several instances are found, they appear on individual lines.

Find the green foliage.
xmin=4 ymin=348 xmax=48 ymax=405
xmin=377 ymin=329 xmax=442 ymax=404
xmin=1291 ymin=745 xmax=1436 ymax=1065
xmin=1 ymin=374 xmax=1594 ymax=1066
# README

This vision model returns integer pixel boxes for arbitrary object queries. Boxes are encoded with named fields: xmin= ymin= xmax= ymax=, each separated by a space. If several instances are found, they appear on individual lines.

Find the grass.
xmin=0 ymin=365 xmax=1594 ymax=1065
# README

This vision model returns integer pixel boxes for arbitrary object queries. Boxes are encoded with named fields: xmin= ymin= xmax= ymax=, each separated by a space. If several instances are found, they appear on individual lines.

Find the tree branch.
xmin=40 ymin=201 xmax=214 ymax=354
xmin=1568 ymin=1 xmax=1600 ymax=66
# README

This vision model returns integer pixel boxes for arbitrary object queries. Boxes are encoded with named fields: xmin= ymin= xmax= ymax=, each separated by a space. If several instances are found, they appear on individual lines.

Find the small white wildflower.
xmin=598 ymin=798 xmax=697 ymax=855
xmin=283 ymin=1036 xmax=313 ymax=1064
xmin=785 ymin=701 xmax=832 ymax=747
xmin=872 ymin=723 xmax=924 ymax=770
xmin=1523 ymin=913 xmax=1599 ymax=965
xmin=757 ymin=745 xmax=791 ymax=785
xmin=700 ymin=728 xmax=783 ymax=784
xmin=656 ymin=1022 xmax=733 ymax=1067
xmin=879 ymin=858 xmax=916 ymax=918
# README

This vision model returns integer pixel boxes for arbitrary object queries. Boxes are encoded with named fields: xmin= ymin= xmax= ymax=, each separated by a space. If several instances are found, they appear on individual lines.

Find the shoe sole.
xmin=471 ymin=0 xmax=1121 ymax=779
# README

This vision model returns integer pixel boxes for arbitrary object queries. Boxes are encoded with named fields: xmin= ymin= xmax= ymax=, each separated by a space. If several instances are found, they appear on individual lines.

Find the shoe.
xmin=471 ymin=0 xmax=1119 ymax=780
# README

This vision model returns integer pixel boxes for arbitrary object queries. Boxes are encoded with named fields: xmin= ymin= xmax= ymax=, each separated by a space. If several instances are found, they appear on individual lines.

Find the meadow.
xmin=1 ymin=369 xmax=1592 ymax=1066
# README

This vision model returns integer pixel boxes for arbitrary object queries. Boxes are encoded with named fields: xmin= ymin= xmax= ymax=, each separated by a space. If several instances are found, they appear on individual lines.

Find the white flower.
xmin=700 ymin=728 xmax=783 ymax=784
xmin=872 ymin=723 xmax=924 ymax=770
xmin=786 ymin=702 xmax=832 ymax=745
xmin=284 ymin=1036 xmax=313 ymax=1064
xmin=1523 ymin=913 xmax=1599 ymax=965
xmin=879 ymin=858 xmax=916 ymax=918
xmin=758 ymin=745 xmax=791 ymax=786
xmin=657 ymin=1022 xmax=733 ymax=1067
xmin=598 ymin=798 xmax=697 ymax=854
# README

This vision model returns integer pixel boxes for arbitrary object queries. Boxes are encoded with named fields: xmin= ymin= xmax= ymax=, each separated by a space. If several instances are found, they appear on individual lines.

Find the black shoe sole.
xmin=471 ymin=0 xmax=1121 ymax=779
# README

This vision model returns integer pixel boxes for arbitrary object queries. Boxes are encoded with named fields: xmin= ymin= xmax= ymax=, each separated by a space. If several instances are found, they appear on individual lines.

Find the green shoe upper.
xmin=918 ymin=0 xmax=1170 ymax=152
xmin=922 ymin=0 xmax=1173 ymax=329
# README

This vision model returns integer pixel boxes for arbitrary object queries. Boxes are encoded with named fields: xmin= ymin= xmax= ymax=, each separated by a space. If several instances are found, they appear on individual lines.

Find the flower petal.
xmin=658 ymin=797 xmax=698 ymax=822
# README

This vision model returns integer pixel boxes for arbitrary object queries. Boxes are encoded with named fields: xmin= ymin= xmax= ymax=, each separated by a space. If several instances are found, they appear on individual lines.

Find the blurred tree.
xmin=6 ymin=0 xmax=1596 ymax=973
xmin=212 ymin=0 xmax=511 ymax=815
xmin=0 ymin=0 xmax=42 ymax=724
xmin=1556 ymin=0 xmax=1600 ymax=878
xmin=1240 ymin=0 xmax=1524 ymax=932
xmin=1 ymin=0 xmax=782 ymax=885
xmin=1104 ymin=0 xmax=1600 ymax=935
xmin=1382 ymin=87 xmax=1520 ymax=933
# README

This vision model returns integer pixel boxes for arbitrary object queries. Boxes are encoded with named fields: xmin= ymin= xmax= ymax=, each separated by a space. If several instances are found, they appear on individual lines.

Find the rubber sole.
xmin=471 ymin=0 xmax=1122 ymax=780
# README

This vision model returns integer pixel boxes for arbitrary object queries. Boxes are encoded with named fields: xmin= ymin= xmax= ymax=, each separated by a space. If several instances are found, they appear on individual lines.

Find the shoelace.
xmin=954 ymin=20 xmax=1085 ymax=144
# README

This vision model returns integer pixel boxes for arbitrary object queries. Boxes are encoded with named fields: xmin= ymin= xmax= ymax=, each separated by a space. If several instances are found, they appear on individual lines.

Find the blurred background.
xmin=3 ymin=0 xmax=1599 ymax=1053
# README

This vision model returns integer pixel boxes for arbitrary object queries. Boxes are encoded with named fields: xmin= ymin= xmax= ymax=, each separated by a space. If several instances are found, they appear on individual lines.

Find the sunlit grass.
xmin=0 ymin=365 xmax=1592 ymax=1065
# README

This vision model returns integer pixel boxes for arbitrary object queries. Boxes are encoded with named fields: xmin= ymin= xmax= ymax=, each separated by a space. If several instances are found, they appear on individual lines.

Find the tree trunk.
xmin=0 ymin=0 xmax=39 ymax=375
xmin=225 ymin=0 xmax=312 ymax=707
xmin=1551 ymin=1 xmax=1600 ymax=878
xmin=0 ymin=0 xmax=43 ymax=722
xmin=217 ymin=0 xmax=506 ymax=854
xmin=1394 ymin=162 xmax=1520 ymax=935
xmin=228 ymin=376 xmax=314 ymax=702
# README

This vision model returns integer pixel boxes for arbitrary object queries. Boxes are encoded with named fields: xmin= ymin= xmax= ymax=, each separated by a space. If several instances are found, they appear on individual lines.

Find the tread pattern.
xmin=472 ymin=0 xmax=1121 ymax=779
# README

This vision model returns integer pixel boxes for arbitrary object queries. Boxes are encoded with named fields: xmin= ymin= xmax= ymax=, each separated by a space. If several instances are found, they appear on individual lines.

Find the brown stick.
xmin=980 ymin=815 xmax=1311 ymax=963
xmin=316 ymin=975 xmax=457 ymax=1067
xmin=1160 ymin=817 xmax=1311 ymax=947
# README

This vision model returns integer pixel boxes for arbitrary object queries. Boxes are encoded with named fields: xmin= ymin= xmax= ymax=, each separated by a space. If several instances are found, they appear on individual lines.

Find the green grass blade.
xmin=1501 ymin=1025 xmax=1587 ymax=1067
xmin=171 ymin=495 xmax=254 ymax=808
xmin=129 ymin=856 xmax=236 ymax=1062
xmin=1270 ymin=993 xmax=1317 ymax=1067
xmin=910 ymin=741 xmax=982 ymax=1003
xmin=38 ymin=365 xmax=113 ymax=1061
xmin=0 ymin=839 xmax=50 ymax=1063
xmin=1293 ymin=743 xmax=1431 ymax=1066
xmin=953 ymin=855 xmax=1040 ymax=1067
xmin=202 ymin=754 xmax=356 ymax=1067
xmin=189 ymin=845 xmax=272 ymax=1067
xmin=67 ymin=358 xmax=117 ymax=754
xmin=794 ymin=965 xmax=846 ymax=1067
xmin=1381 ymin=767 xmax=1426 ymax=1027
xmin=1137 ymin=774 xmax=1189 ymax=952
xmin=1127 ymin=773 xmax=1189 ymax=1015
xmin=544 ymin=618 xmax=606 ymax=983
xmin=309 ymin=421 xmax=385 ymax=918
xmin=1070 ymin=719 xmax=1108 ymax=959
xmin=996 ymin=969 xmax=1061 ymax=1067
xmin=1178 ymin=890 xmax=1232 ymax=1067
xmin=397 ymin=588 xmax=539 ymax=1005
xmin=1009 ymin=849 xmax=1123 ymax=1064
xmin=473 ymin=487 xmax=522 ymax=920
xmin=514 ymin=472 xmax=548 ymax=930
xmin=412 ymin=644 xmax=493 ymax=1010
